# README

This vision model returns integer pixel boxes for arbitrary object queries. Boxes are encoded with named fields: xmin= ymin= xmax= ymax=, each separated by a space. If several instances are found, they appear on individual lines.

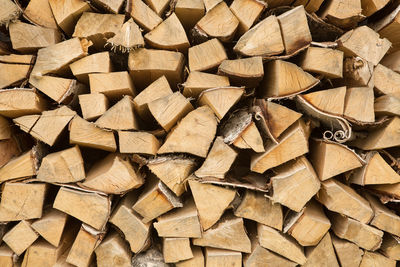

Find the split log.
xmin=0 ymin=138 xmax=21 ymax=168
xmin=218 ymin=57 xmax=263 ymax=88
xmin=106 ymin=19 xmax=145 ymax=52
xmin=24 ymin=0 xmax=58 ymax=29
xmin=145 ymin=0 xmax=169 ymax=15
xmin=230 ymin=0 xmax=265 ymax=35
xmin=3 ymin=220 xmax=38 ymax=256
xmin=374 ymin=95 xmax=400 ymax=116
xmin=369 ymin=183 xmax=400 ymax=199
xmin=0 ymin=89 xmax=46 ymax=118
xmin=381 ymin=50 xmax=400 ymax=73
xmin=372 ymin=6 xmax=400 ymax=52
xmin=175 ymin=0 xmax=205 ymax=30
xmin=205 ymin=247 xmax=242 ymax=267
xmin=302 ymin=233 xmax=339 ymax=267
xmin=0 ymin=63 xmax=30 ymax=89
xmin=0 ymin=149 xmax=36 ymax=183
xmin=188 ymin=39 xmax=228 ymax=72
xmin=343 ymin=56 xmax=374 ymax=87
xmin=344 ymin=87 xmax=375 ymax=123
xmin=92 ymin=0 xmax=124 ymax=13
xmin=119 ymin=131 xmax=160 ymax=155
xmin=302 ymin=87 xmax=346 ymax=115
xmin=203 ymin=0 xmax=222 ymax=11
xmin=13 ymin=115 xmax=40 ymax=133
xmin=31 ymin=209 xmax=68 ymax=247
xmin=78 ymin=93 xmax=109 ymax=121
xmin=300 ymin=47 xmax=344 ymax=78
xmin=373 ymin=64 xmax=400 ymax=98
xmin=359 ymin=251 xmax=396 ymax=267
xmin=381 ymin=235 xmax=400 ymax=260
xmin=126 ymin=0 xmax=162 ymax=31
xmin=233 ymin=121 xmax=264 ymax=152
xmin=66 ymin=225 xmax=101 ymax=267
xmin=163 ymin=237 xmax=193 ymax=263
xmin=331 ymin=235 xmax=364 ymax=267
xmin=176 ymin=246 xmax=204 ymax=267
xmin=0 ymin=54 xmax=33 ymax=64
xmin=362 ymin=0 xmax=389 ymax=17
xmin=183 ymin=72 xmax=230 ymax=98
xmin=95 ymin=232 xmax=132 ymax=267
xmin=0 ymin=245 xmax=15 ymax=267
xmin=89 ymin=72 xmax=135 ymax=100
xmin=70 ymin=52 xmax=112 ymax=84
xmin=319 ymin=0 xmax=363 ymax=28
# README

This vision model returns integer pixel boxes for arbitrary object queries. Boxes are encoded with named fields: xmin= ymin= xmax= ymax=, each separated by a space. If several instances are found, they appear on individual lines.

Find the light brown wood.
xmin=362 ymin=0 xmax=389 ymax=17
xmin=24 ymin=0 xmax=58 ymax=29
xmin=302 ymin=87 xmax=346 ymax=115
xmin=163 ymin=237 xmax=193 ymax=263
xmin=145 ymin=0 xmax=169 ymax=15
xmin=0 ymin=245 xmax=15 ymax=267
xmin=89 ymin=72 xmax=135 ymax=100
xmin=374 ymin=94 xmax=400 ymax=116
xmin=373 ymin=6 xmax=400 ymax=53
xmin=176 ymin=246 xmax=204 ymax=267
xmin=205 ymin=247 xmax=242 ymax=267
xmin=343 ymin=56 xmax=374 ymax=87
xmin=0 ymin=54 xmax=34 ymax=64
xmin=0 ymin=63 xmax=30 ymax=89
xmin=203 ymin=0 xmax=222 ymax=11
xmin=233 ymin=121 xmax=264 ymax=152
xmin=0 ymin=139 xmax=20 ymax=168
xmin=53 ymin=187 xmax=110 ymax=230
xmin=70 ymin=52 xmax=112 ymax=84
xmin=126 ymin=0 xmax=162 ymax=31
xmin=92 ymin=0 xmax=124 ymax=13
xmin=303 ymin=233 xmax=339 ymax=267
xmin=218 ymin=57 xmax=263 ymax=88
xmin=13 ymin=114 xmax=40 ymax=133
xmin=119 ymin=131 xmax=160 ymax=155
xmin=188 ymin=39 xmax=228 ymax=72
xmin=66 ymin=226 xmax=100 ymax=267
xmin=174 ymin=0 xmax=205 ymax=30
xmin=369 ymin=183 xmax=400 ymax=199
xmin=0 ymin=89 xmax=47 ymax=118
xmin=381 ymin=50 xmax=400 ymax=73
xmin=79 ymin=93 xmax=109 ymax=121
xmin=3 ymin=220 xmax=38 ymax=256
xmin=31 ymin=209 xmax=68 ymax=247
xmin=0 ymin=0 xmax=20 ymax=26
xmin=319 ymin=0 xmax=363 ymax=28
xmin=183 ymin=72 xmax=230 ymax=98
xmin=381 ymin=235 xmax=400 ymax=260
xmin=300 ymin=47 xmax=344 ymax=78
xmin=344 ymin=87 xmax=375 ymax=122
xmin=373 ymin=64 xmax=400 ymax=98
xmin=95 ymin=232 xmax=132 ymax=267
xmin=360 ymin=251 xmax=396 ymax=267
xmin=106 ymin=18 xmax=144 ymax=53
xmin=332 ymin=235 xmax=364 ymax=267
xmin=189 ymin=179 xmax=236 ymax=230
xmin=0 ymin=149 xmax=36 ymax=182
xmin=230 ymin=0 xmax=265 ymax=35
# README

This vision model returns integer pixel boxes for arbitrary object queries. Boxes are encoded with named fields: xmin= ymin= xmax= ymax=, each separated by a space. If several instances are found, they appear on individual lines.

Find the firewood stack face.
xmin=1 ymin=0 xmax=400 ymax=266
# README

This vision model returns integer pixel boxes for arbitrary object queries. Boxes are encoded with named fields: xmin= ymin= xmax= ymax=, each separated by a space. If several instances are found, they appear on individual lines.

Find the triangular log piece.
xmin=205 ymin=247 xmax=242 ymax=267
xmin=330 ymin=212 xmax=383 ymax=251
xmin=188 ymin=39 xmax=228 ymax=72
xmin=119 ymin=131 xmax=160 ymax=155
xmin=53 ymin=187 xmax=110 ymax=231
xmin=95 ymin=232 xmax=132 ymax=267
xmin=277 ymin=6 xmax=312 ymax=55
xmin=144 ymin=13 xmax=189 ymax=52
xmin=0 ymin=149 xmax=36 ymax=183
xmin=24 ymin=0 xmax=58 ymax=29
xmin=31 ymin=208 xmax=68 ymax=247
xmin=300 ymin=47 xmax=344 ymax=78
xmin=203 ymin=0 xmax=222 ymax=11
xmin=154 ymin=199 xmax=201 ymax=238
xmin=309 ymin=139 xmax=363 ymax=181
xmin=144 ymin=0 xmax=169 ymax=15
xmin=126 ymin=0 xmax=162 ymax=31
xmin=0 ymin=89 xmax=47 ymax=118
xmin=13 ymin=114 xmax=40 ymax=133
xmin=69 ymin=115 xmax=117 ymax=152
xmin=0 ymin=63 xmax=30 ymax=89
xmin=331 ymin=235 xmax=364 ymax=267
xmin=233 ymin=121 xmax=265 ymax=152
xmin=269 ymin=156 xmax=320 ymax=212
xmin=158 ymin=106 xmax=217 ymax=158
xmin=381 ymin=235 xmax=400 ymax=260
xmin=319 ymin=0 xmax=363 ymax=28
xmin=109 ymin=191 xmax=151 ymax=253
xmin=302 ymin=87 xmax=346 ymax=115
xmin=106 ymin=18 xmax=144 ymax=52
xmin=373 ymin=64 xmax=400 ymax=98
xmin=0 ymin=54 xmax=33 ymax=64
xmin=343 ymin=87 xmax=375 ymax=123
xmin=260 ymin=60 xmax=319 ymax=98
xmin=176 ymin=246 xmax=204 ymax=267
xmin=337 ymin=26 xmax=391 ymax=66
xmin=78 ymin=93 xmax=109 ymax=121
xmin=92 ymin=0 xmax=124 ymax=13
xmin=147 ymin=156 xmax=197 ymax=196
xmin=195 ymin=2 xmax=239 ymax=42
xmin=233 ymin=15 xmax=284 ymax=57
xmin=89 ymin=72 xmax=135 ymax=100
xmin=163 ymin=237 xmax=193 ymax=263
xmin=195 ymin=136 xmax=238 ymax=179
xmin=0 ymin=182 xmax=47 ymax=221
xmin=297 ymin=0 xmax=324 ymax=13
xmin=302 ymin=233 xmax=339 ymax=267
xmin=174 ymin=0 xmax=205 ymax=31
xmin=189 ymin=179 xmax=236 ymax=230
xmin=257 ymin=223 xmax=306 ymax=265
xmin=193 ymin=215 xmax=251 ymax=253
xmin=359 ymin=251 xmax=396 ymax=267
xmin=148 ymin=92 xmax=193 ymax=131
xmin=128 ymin=48 xmax=185 ymax=89
xmin=381 ymin=50 xmax=400 ymax=73
xmin=369 ymin=183 xmax=400 ymax=199
xmin=230 ymin=0 xmax=265 ymax=36
xmin=66 ymin=225 xmax=101 ymax=267
xmin=251 ymin=120 xmax=310 ymax=174
xmin=374 ymin=94 xmax=400 ymax=116
xmin=183 ymin=72 xmax=230 ymax=98
xmin=343 ymin=56 xmax=374 ymax=87
xmin=81 ymin=153 xmax=143 ymax=194
xmin=217 ymin=57 xmax=263 ymax=88
xmin=69 ymin=52 xmax=112 ymax=84
xmin=361 ymin=0 xmax=389 ymax=17
xmin=3 ymin=220 xmax=38 ymax=256
xmin=317 ymin=179 xmax=373 ymax=223
xmin=234 ymin=190 xmax=283 ymax=230
xmin=37 ymin=145 xmax=85 ymax=183
xmin=132 ymin=177 xmax=183 ymax=223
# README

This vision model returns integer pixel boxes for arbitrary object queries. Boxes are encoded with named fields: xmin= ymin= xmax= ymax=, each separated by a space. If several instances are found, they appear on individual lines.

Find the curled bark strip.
xmin=197 ymin=173 xmax=269 ymax=192
xmin=252 ymin=99 xmax=279 ymax=144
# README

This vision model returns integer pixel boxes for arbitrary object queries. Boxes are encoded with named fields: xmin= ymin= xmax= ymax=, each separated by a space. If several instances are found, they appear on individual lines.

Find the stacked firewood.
xmin=0 ymin=0 xmax=400 ymax=266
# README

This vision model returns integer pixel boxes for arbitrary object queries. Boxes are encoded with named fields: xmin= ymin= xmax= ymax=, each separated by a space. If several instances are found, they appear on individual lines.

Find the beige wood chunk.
xmin=89 ymin=72 xmax=136 ymax=100
xmin=70 ymin=52 xmax=112 ymax=84
xmin=163 ymin=238 xmax=193 ymax=263
xmin=300 ymin=47 xmax=344 ymax=78
xmin=31 ymin=209 xmax=68 ymax=247
xmin=119 ymin=131 xmax=160 ymax=155
xmin=3 ymin=220 xmax=38 ymax=256
xmin=175 ymin=0 xmax=205 ymax=30
xmin=126 ymin=0 xmax=162 ymax=31
xmin=79 ymin=93 xmax=109 ymax=121
xmin=188 ymin=39 xmax=228 ymax=72
xmin=95 ymin=232 xmax=132 ymax=267
xmin=205 ymin=247 xmax=242 ymax=267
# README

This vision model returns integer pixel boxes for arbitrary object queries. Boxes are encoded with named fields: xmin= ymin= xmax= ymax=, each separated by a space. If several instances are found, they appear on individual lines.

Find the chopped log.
xmin=203 ymin=0 xmax=222 ymax=11
xmin=70 ymin=52 xmax=112 ymax=84
xmin=302 ymin=87 xmax=346 ymax=115
xmin=309 ymin=139 xmax=364 ymax=181
xmin=195 ymin=136 xmax=238 ymax=179
xmin=0 ymin=89 xmax=47 ymax=118
xmin=0 ymin=150 xmax=36 ymax=183
xmin=319 ymin=0 xmax=363 ymax=28
xmin=13 ymin=115 xmax=40 ymax=133
xmin=154 ymin=199 xmax=201 ymax=238
xmin=0 ymin=54 xmax=34 ymax=64
xmin=176 ymin=246 xmax=204 ymax=267
xmin=260 ymin=60 xmax=319 ymax=98
xmin=302 ymin=233 xmax=339 ymax=267
xmin=233 ymin=121 xmax=264 ymax=152
xmin=362 ymin=0 xmax=389 ymax=17
xmin=48 ymin=0 xmax=92 ymax=36
xmin=31 ymin=209 xmax=68 ymax=247
xmin=0 ymin=0 xmax=20 ymax=26
xmin=337 ymin=26 xmax=391 ymax=66
xmin=9 ymin=21 xmax=61 ymax=53
xmin=145 ymin=13 xmax=189 ymax=52
xmin=251 ymin=120 xmax=310 ymax=174
xmin=0 ymin=63 xmax=30 ymax=89
xmin=233 ymin=15 xmax=284 ymax=58
xmin=119 ymin=131 xmax=160 ymax=155
xmin=381 ymin=235 xmax=400 ymax=260
xmin=331 ymin=235 xmax=364 ymax=267
xmin=218 ymin=57 xmax=264 ymax=88
xmin=163 ymin=237 xmax=193 ymax=263
xmin=0 ymin=245 xmax=15 ymax=267
xmin=343 ymin=56 xmax=374 ymax=87
xmin=106 ymin=19 xmax=145 ymax=52
xmin=369 ymin=183 xmax=400 ymax=199
xmin=372 ymin=5 xmax=400 ymax=52
xmin=145 ymin=0 xmax=169 ymax=15
xmin=66 ymin=225 xmax=100 ymax=267
xmin=234 ymin=190 xmax=283 ymax=230
xmin=300 ymin=47 xmax=344 ymax=78
xmin=24 ymin=0 xmax=58 ymax=29
xmin=330 ymin=213 xmax=383 ymax=250
xmin=0 ymin=182 xmax=47 ymax=221
xmin=53 ymin=187 xmax=110 ymax=230
xmin=193 ymin=215 xmax=251 ymax=253
xmin=89 ymin=72 xmax=135 ymax=100
xmin=174 ymin=0 xmax=205 ymax=30
xmin=126 ymin=0 xmax=162 ymax=31
xmin=257 ymin=223 xmax=306 ymax=265
xmin=69 ymin=115 xmax=117 ymax=152
xmin=79 ymin=93 xmax=109 ymax=121
xmin=229 ymin=0 xmax=265 ymax=35
xmin=147 ymin=156 xmax=197 ymax=196
xmin=3 ymin=220 xmax=38 ymax=256
xmin=109 ymin=192 xmax=150 ymax=253
xmin=0 ymin=138 xmax=21 ymax=168
xmin=359 ymin=251 xmax=396 ymax=267
xmin=95 ymin=232 xmax=132 ymax=267
xmin=188 ymin=39 xmax=228 ymax=72
xmin=374 ymin=95 xmax=400 ymax=116
xmin=189 ymin=179 xmax=236 ymax=230
xmin=297 ymin=0 xmax=324 ymax=13
xmin=205 ymin=247 xmax=242 ymax=267
xmin=373 ymin=64 xmax=400 ymax=98
xmin=381 ymin=50 xmax=400 ymax=73
xmin=183 ymin=72 xmax=230 ymax=98
xmin=128 ymin=48 xmax=185 ymax=89
xmin=158 ymin=106 xmax=217 ymax=157
xmin=277 ymin=6 xmax=312 ymax=55
xmin=92 ymin=0 xmax=124 ymax=13
xmin=132 ymin=177 xmax=183 ymax=223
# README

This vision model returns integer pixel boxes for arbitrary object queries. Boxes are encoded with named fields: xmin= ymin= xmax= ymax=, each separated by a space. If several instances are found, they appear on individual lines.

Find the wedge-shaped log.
xmin=79 ymin=93 xmax=109 ymax=121
xmin=319 ymin=0 xmax=363 ymax=28
xmin=230 ymin=0 xmax=265 ymax=35
xmin=119 ymin=131 xmax=160 ymax=155
xmin=203 ymin=0 xmax=222 ymax=11
xmin=176 ymin=246 xmax=204 ymax=267
xmin=193 ymin=215 xmax=251 ymax=253
xmin=0 ymin=62 xmax=30 ymax=89
xmin=0 ymin=89 xmax=46 ymax=118
xmin=70 ymin=52 xmax=112 ymax=84
xmin=148 ymin=156 xmax=197 ymax=196
xmin=303 ymin=233 xmax=339 ymax=267
xmin=92 ymin=0 xmax=124 ymax=13
xmin=317 ymin=179 xmax=373 ymax=223
xmin=0 ymin=149 xmax=36 ymax=183
xmin=0 ymin=182 xmax=47 ymax=221
xmin=381 ymin=235 xmax=400 ymax=260
xmin=373 ymin=64 xmax=400 ymax=98
xmin=37 ymin=146 xmax=85 ymax=183
xmin=360 ymin=251 xmax=396 ymax=267
xmin=218 ymin=57 xmax=263 ymax=88
xmin=24 ymin=0 xmax=58 ymax=29
xmin=158 ymin=106 xmax=217 ymax=157
xmin=0 ymin=54 xmax=34 ymax=64
xmin=260 ymin=60 xmax=319 ymax=98
xmin=369 ymin=183 xmax=400 ymax=199
xmin=183 ymin=72 xmax=230 ymax=99
xmin=330 ymin=213 xmax=383 ymax=251
xmin=69 ymin=116 xmax=117 ymax=152
xmin=163 ymin=237 xmax=193 ymax=263
xmin=302 ymin=87 xmax=346 ymax=115
xmin=332 ymin=235 xmax=363 ymax=267
xmin=128 ymin=48 xmax=184 ymax=89
xmin=3 ymin=220 xmax=38 ymax=256
xmin=233 ymin=121 xmax=264 ymax=152
xmin=189 ymin=179 xmax=236 ymax=230
xmin=106 ymin=18 xmax=144 ymax=52
xmin=66 ymin=225 xmax=101 ymax=267
xmin=53 ymin=187 xmax=110 ymax=230
xmin=109 ymin=191 xmax=151 ymax=253
xmin=95 ymin=232 xmax=132 ymax=267
xmin=89 ymin=72 xmax=135 ymax=100
xmin=205 ymin=247 xmax=242 ymax=267
xmin=126 ymin=0 xmax=162 ymax=31
xmin=145 ymin=0 xmax=169 ymax=15
xmin=344 ymin=87 xmax=375 ymax=123
xmin=374 ymin=95 xmax=400 ymax=116
xmin=300 ymin=47 xmax=344 ymax=78
xmin=13 ymin=114 xmax=40 ymax=133
xmin=344 ymin=56 xmax=374 ymax=87
xmin=0 ymin=139 xmax=20 ymax=169
xmin=31 ymin=209 xmax=68 ymax=247
xmin=175 ymin=0 xmax=205 ymax=30
xmin=188 ymin=39 xmax=227 ymax=72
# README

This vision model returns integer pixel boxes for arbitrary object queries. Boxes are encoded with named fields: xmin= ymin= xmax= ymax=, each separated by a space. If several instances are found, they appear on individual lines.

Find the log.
xmin=344 ymin=87 xmax=375 ymax=123
xmin=188 ymin=39 xmax=228 ymax=72
xmin=0 ymin=0 xmax=20 ymax=26
xmin=0 ymin=138 xmax=21 ymax=168
xmin=319 ymin=0 xmax=363 ymax=28
xmin=373 ymin=64 xmax=400 ymax=98
xmin=374 ymin=94 xmax=400 ymax=116
xmin=203 ymin=0 xmax=222 ymax=11
xmin=70 ymin=52 xmax=112 ymax=84
xmin=31 ymin=209 xmax=68 ymax=247
xmin=163 ymin=237 xmax=193 ymax=263
xmin=92 ymin=0 xmax=124 ymax=13
xmin=183 ymin=72 xmax=230 ymax=98
xmin=331 ymin=235 xmax=364 ymax=267
xmin=233 ymin=121 xmax=265 ymax=152
xmin=3 ymin=220 xmax=38 ymax=256
xmin=0 ymin=89 xmax=47 ymax=118
xmin=381 ymin=50 xmax=400 ymax=73
xmin=359 ymin=251 xmax=396 ymax=267
xmin=176 ymin=246 xmax=204 ymax=267
xmin=0 ymin=149 xmax=36 ymax=183
xmin=78 ymin=93 xmax=109 ymax=121
xmin=13 ymin=115 xmax=40 ymax=133
xmin=218 ymin=57 xmax=263 ymax=88
xmin=0 ymin=63 xmax=30 ymax=89
xmin=372 ymin=5 xmax=400 ymax=53
xmin=66 ymin=225 xmax=101 ymax=267
xmin=229 ymin=0 xmax=265 ymax=36
xmin=126 ymin=0 xmax=162 ymax=31
xmin=106 ymin=18 xmax=145 ymax=52
xmin=205 ymin=247 xmax=242 ymax=267
xmin=381 ymin=235 xmax=400 ymax=260
xmin=0 ymin=245 xmax=15 ymax=267
xmin=302 ymin=233 xmax=339 ymax=267
xmin=24 ymin=0 xmax=58 ymax=29
xmin=302 ymin=87 xmax=346 ymax=115
xmin=343 ymin=56 xmax=374 ymax=87
xmin=95 ymin=232 xmax=132 ymax=267
xmin=119 ymin=131 xmax=160 ymax=155
xmin=300 ymin=47 xmax=344 ymax=78
xmin=89 ymin=72 xmax=135 ymax=100
xmin=145 ymin=0 xmax=169 ymax=15
xmin=362 ymin=0 xmax=389 ymax=17
xmin=174 ymin=0 xmax=205 ymax=30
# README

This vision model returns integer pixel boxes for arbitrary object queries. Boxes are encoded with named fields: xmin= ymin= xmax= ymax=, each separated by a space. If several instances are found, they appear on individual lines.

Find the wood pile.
xmin=1 ymin=0 xmax=400 ymax=266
